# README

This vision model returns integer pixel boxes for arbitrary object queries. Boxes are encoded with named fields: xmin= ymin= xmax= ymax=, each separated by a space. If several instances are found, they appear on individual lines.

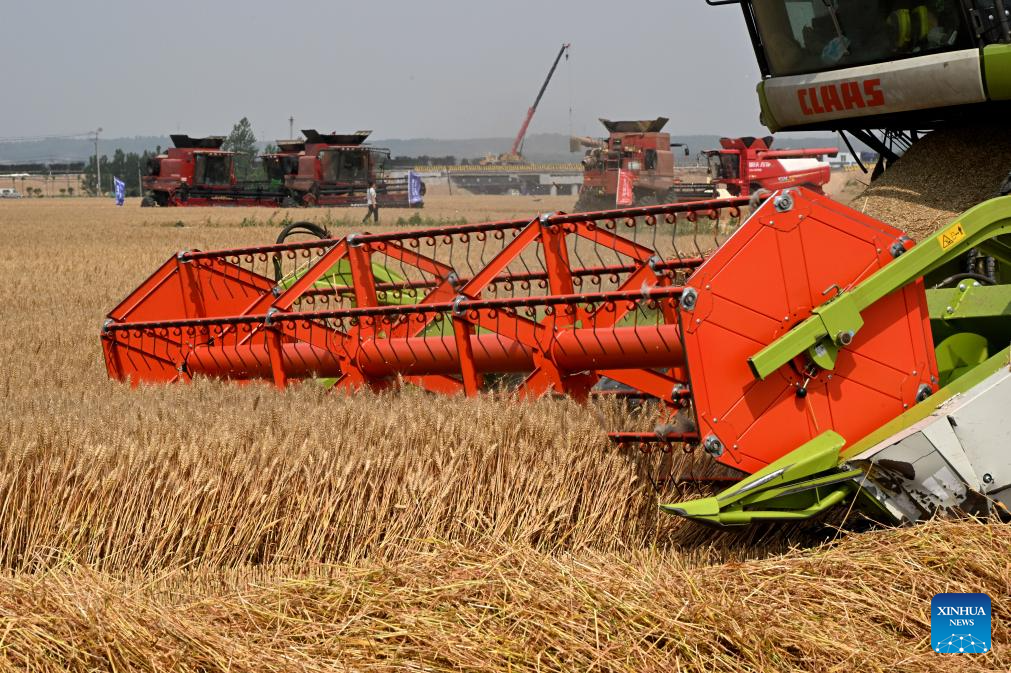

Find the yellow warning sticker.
xmin=938 ymin=221 xmax=966 ymax=250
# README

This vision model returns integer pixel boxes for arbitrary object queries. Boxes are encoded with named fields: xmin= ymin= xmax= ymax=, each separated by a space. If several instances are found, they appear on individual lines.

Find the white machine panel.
xmin=764 ymin=50 xmax=985 ymax=129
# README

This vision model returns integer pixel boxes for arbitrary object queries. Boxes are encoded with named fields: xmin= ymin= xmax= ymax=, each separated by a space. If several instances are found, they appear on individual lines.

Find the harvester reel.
xmin=108 ymin=187 xmax=1009 ymax=528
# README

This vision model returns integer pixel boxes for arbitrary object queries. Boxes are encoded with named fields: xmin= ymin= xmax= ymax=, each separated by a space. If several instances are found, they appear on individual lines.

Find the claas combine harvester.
xmin=142 ymin=130 xmax=423 ymax=209
xmin=103 ymin=182 xmax=1011 ymax=527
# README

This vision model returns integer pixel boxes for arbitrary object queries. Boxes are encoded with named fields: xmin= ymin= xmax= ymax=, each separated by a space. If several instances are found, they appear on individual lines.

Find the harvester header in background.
xmin=102 ymin=184 xmax=1011 ymax=528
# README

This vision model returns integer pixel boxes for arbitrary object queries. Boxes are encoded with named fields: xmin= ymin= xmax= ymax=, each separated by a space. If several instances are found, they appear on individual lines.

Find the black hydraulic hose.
xmin=931 ymin=272 xmax=995 ymax=289
xmin=273 ymin=221 xmax=332 ymax=281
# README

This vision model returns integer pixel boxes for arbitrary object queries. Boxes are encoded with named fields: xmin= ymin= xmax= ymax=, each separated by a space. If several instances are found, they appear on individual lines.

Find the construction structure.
xmin=141 ymin=131 xmax=423 ymax=208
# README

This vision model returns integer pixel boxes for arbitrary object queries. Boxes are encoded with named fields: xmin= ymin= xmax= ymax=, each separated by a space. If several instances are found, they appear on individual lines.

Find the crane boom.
xmin=509 ymin=43 xmax=570 ymax=158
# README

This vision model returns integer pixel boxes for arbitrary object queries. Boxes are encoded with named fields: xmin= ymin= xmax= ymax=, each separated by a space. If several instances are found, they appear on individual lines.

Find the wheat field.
xmin=0 ymin=195 xmax=1006 ymax=671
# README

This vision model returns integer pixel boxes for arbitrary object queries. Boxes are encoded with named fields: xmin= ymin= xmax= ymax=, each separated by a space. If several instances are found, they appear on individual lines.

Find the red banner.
xmin=616 ymin=169 xmax=634 ymax=206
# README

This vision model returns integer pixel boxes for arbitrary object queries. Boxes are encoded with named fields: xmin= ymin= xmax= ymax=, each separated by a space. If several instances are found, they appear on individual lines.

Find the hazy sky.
xmin=0 ymin=1 xmax=765 ymax=142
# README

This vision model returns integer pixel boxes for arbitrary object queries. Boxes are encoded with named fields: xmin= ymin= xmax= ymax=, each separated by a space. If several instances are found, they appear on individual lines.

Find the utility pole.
xmin=289 ymin=116 xmax=294 ymax=139
xmin=93 ymin=127 xmax=103 ymax=196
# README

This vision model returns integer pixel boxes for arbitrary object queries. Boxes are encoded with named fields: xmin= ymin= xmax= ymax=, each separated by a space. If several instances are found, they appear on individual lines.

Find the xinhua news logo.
xmin=931 ymin=593 xmax=991 ymax=654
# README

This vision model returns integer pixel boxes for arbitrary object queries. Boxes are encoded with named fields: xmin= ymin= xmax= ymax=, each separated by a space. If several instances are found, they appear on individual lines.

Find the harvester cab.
xmin=261 ymin=140 xmax=305 ymax=190
xmin=141 ymin=135 xmax=235 ymax=207
xmin=702 ymin=136 xmax=837 ymax=197
xmin=714 ymin=0 xmax=1011 ymax=162
xmin=284 ymin=129 xmax=415 ymax=207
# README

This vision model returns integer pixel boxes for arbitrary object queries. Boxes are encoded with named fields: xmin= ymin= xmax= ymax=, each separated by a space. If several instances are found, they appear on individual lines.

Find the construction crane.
xmin=481 ymin=43 xmax=571 ymax=166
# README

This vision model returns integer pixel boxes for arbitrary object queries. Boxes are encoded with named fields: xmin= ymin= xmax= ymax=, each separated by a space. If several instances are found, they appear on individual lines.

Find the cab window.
xmin=751 ymin=0 xmax=971 ymax=76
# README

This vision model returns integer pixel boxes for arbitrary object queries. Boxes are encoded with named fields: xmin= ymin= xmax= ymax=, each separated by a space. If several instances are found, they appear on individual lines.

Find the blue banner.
xmin=113 ymin=177 xmax=126 ymax=206
xmin=408 ymin=171 xmax=424 ymax=206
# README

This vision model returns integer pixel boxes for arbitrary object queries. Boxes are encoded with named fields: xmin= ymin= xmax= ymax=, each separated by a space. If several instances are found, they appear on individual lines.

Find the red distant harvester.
xmin=573 ymin=120 xmax=838 ymax=211
xmin=284 ymin=129 xmax=422 ymax=208
xmin=141 ymin=135 xmax=283 ymax=207
xmin=141 ymin=131 xmax=423 ymax=208
xmin=702 ymin=136 xmax=837 ymax=198
xmin=574 ymin=118 xmax=716 ymax=210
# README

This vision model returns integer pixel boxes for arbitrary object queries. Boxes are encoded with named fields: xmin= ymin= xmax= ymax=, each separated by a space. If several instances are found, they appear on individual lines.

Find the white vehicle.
xmin=0 ymin=188 xmax=23 ymax=199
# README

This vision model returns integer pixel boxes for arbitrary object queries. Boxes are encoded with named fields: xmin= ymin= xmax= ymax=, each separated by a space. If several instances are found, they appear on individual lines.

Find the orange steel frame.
xmin=102 ymin=189 xmax=938 ymax=476
xmin=102 ymin=199 xmax=734 ymax=400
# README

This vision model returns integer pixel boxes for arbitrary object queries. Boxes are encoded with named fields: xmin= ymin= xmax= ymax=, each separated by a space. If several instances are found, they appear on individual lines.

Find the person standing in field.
xmin=362 ymin=180 xmax=379 ymax=224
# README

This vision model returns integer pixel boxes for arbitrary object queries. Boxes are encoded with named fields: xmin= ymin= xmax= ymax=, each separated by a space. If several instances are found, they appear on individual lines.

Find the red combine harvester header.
xmin=141 ymin=131 xmax=424 ymax=209
xmin=102 ymin=187 xmax=937 ymax=487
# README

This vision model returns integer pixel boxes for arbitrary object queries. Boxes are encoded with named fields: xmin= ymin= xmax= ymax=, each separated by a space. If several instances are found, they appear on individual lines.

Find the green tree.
xmin=82 ymin=148 xmax=158 ymax=197
xmin=224 ymin=117 xmax=258 ymax=180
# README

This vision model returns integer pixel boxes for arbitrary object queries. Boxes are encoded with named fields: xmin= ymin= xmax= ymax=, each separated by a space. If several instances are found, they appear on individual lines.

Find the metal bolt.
xmin=945 ymin=306 xmax=954 ymax=314
xmin=703 ymin=434 xmax=724 ymax=457
xmin=101 ymin=318 xmax=114 ymax=334
xmin=773 ymin=193 xmax=794 ymax=213
xmin=264 ymin=307 xmax=279 ymax=326
xmin=958 ymin=282 xmax=967 ymax=291
xmin=451 ymin=295 xmax=467 ymax=316
xmin=915 ymin=384 xmax=932 ymax=402
xmin=984 ymin=473 xmax=994 ymax=484
xmin=671 ymin=384 xmax=686 ymax=399
xmin=347 ymin=233 xmax=362 ymax=247
xmin=836 ymin=330 xmax=854 ymax=346
xmin=680 ymin=287 xmax=698 ymax=311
